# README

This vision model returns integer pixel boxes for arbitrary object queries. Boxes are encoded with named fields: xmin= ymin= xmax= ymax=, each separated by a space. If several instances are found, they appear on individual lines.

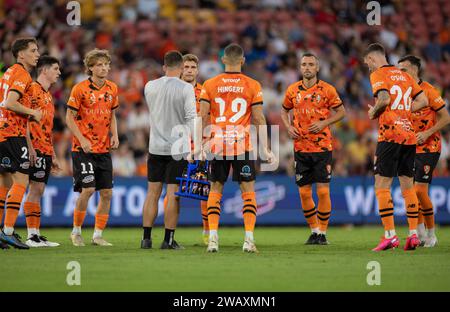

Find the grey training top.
xmin=144 ymin=76 xmax=197 ymax=156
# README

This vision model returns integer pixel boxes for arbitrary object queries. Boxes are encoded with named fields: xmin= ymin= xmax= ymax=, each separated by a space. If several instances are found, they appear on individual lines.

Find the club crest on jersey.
xmin=424 ymin=165 xmax=430 ymax=175
xmin=326 ymin=164 xmax=331 ymax=174
xmin=89 ymin=93 xmax=96 ymax=105
xmin=105 ymin=93 xmax=113 ymax=103
xmin=296 ymin=92 xmax=302 ymax=103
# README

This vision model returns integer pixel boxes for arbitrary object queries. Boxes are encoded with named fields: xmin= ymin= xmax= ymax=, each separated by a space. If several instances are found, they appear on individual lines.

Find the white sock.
xmin=93 ymin=229 xmax=103 ymax=239
xmin=28 ymin=228 xmax=37 ymax=238
xmin=3 ymin=226 xmax=14 ymax=236
xmin=311 ymin=227 xmax=320 ymax=234
xmin=427 ymin=228 xmax=435 ymax=237
xmin=202 ymin=230 xmax=209 ymax=236
xmin=245 ymin=231 xmax=254 ymax=241
xmin=385 ymin=229 xmax=396 ymax=239
xmin=72 ymin=226 xmax=81 ymax=235
xmin=209 ymin=230 xmax=218 ymax=238
xmin=409 ymin=229 xmax=418 ymax=236
xmin=417 ymin=223 xmax=426 ymax=236
xmin=36 ymin=229 xmax=40 ymax=236
xmin=319 ymin=230 xmax=326 ymax=235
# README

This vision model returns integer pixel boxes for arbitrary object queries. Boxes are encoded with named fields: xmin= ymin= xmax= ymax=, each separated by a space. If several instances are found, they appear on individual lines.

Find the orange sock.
xmin=375 ymin=188 xmax=395 ymax=231
xmin=242 ymin=192 xmax=257 ymax=232
xmin=415 ymin=184 xmax=435 ymax=229
xmin=403 ymin=188 xmax=419 ymax=231
xmin=299 ymin=185 xmax=319 ymax=230
xmin=95 ymin=214 xmax=109 ymax=230
xmin=317 ymin=186 xmax=332 ymax=232
xmin=417 ymin=202 xmax=424 ymax=225
xmin=0 ymin=186 xmax=9 ymax=226
xmin=73 ymin=210 xmax=87 ymax=227
xmin=3 ymin=183 xmax=27 ymax=229
xmin=24 ymin=202 xmax=40 ymax=230
xmin=207 ymin=192 xmax=222 ymax=231
xmin=200 ymin=200 xmax=209 ymax=231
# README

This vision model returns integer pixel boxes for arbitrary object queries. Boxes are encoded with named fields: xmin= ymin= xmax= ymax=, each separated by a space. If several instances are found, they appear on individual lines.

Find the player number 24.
xmin=214 ymin=97 xmax=247 ymax=123
xmin=390 ymin=85 xmax=412 ymax=111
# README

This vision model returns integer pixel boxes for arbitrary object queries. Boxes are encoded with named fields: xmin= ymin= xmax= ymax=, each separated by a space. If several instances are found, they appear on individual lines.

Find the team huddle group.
xmin=0 ymin=38 xmax=448 ymax=253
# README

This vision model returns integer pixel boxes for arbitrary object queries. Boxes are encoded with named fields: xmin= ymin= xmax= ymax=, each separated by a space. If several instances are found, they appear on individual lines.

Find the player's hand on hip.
xmin=308 ymin=120 xmax=327 ymax=133
xmin=416 ymin=130 xmax=431 ymax=145
xmin=28 ymin=146 xmax=37 ymax=167
xmin=80 ymin=137 xmax=92 ymax=153
xmin=110 ymin=135 xmax=120 ymax=150
xmin=288 ymin=126 xmax=300 ymax=139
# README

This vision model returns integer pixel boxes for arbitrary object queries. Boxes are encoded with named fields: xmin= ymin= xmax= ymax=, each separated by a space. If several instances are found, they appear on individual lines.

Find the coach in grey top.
xmin=141 ymin=51 xmax=197 ymax=250
xmin=144 ymin=64 xmax=197 ymax=156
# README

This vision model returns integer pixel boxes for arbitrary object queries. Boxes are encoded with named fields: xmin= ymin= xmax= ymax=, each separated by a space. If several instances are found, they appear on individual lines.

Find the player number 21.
xmin=390 ymin=85 xmax=412 ymax=111
xmin=214 ymin=97 xmax=247 ymax=123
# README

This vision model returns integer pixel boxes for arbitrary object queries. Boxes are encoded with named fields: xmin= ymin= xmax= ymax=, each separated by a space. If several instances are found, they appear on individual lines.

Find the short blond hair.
xmin=183 ymin=54 xmax=199 ymax=65
xmin=84 ymin=49 xmax=111 ymax=76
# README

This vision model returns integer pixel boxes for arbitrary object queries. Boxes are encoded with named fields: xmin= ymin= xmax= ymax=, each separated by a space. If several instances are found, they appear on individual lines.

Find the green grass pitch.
xmin=1 ymin=226 xmax=450 ymax=291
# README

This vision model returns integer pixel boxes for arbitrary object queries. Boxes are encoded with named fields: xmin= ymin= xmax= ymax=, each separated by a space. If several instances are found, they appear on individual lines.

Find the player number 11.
xmin=81 ymin=162 xmax=94 ymax=174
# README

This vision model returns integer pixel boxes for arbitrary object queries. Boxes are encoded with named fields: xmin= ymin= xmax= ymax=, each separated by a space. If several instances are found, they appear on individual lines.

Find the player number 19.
xmin=214 ymin=97 xmax=247 ymax=123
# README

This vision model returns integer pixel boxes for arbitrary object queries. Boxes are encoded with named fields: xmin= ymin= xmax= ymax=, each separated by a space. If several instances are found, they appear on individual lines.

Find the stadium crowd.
xmin=1 ymin=0 xmax=449 ymax=177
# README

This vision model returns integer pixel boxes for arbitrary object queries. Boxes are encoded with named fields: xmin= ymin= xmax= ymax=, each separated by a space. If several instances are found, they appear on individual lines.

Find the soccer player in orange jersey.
xmin=363 ymin=43 xmax=429 ymax=251
xmin=163 ymin=53 xmax=210 ymax=245
xmin=22 ymin=56 xmax=62 ymax=248
xmin=281 ymin=53 xmax=346 ymax=245
xmin=398 ymin=55 xmax=450 ymax=248
xmin=199 ymin=43 xmax=274 ymax=253
xmin=182 ymin=54 xmax=210 ymax=244
xmin=0 ymin=38 xmax=42 ymax=250
xmin=66 ymin=49 xmax=119 ymax=247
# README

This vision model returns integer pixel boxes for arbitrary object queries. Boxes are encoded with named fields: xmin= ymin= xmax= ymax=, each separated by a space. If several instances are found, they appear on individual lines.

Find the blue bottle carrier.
xmin=175 ymin=160 xmax=210 ymax=201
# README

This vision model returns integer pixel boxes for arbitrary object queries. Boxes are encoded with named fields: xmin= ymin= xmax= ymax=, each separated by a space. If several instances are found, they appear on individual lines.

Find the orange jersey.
xmin=67 ymin=78 xmax=119 ymax=153
xmin=283 ymin=80 xmax=343 ymax=153
xmin=25 ymin=82 xmax=55 ymax=156
xmin=370 ymin=65 xmax=422 ymax=145
xmin=412 ymin=80 xmax=446 ymax=153
xmin=0 ymin=63 xmax=33 ymax=141
xmin=194 ymin=82 xmax=202 ymax=113
xmin=200 ymin=72 xmax=263 ymax=156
